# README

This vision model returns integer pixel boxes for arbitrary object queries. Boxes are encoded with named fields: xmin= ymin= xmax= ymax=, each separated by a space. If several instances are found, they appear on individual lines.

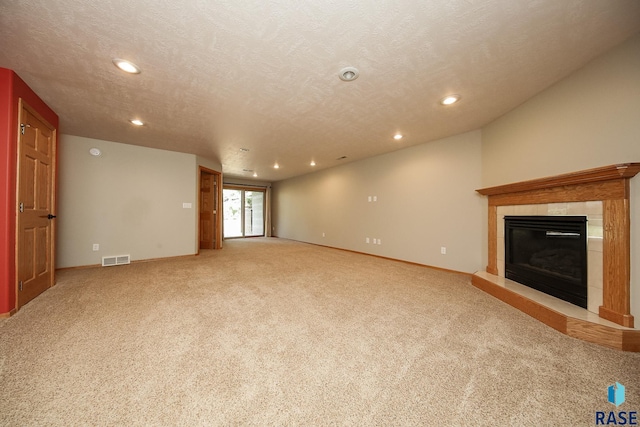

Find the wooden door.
xmin=16 ymin=100 xmax=57 ymax=309
xmin=199 ymin=169 xmax=219 ymax=249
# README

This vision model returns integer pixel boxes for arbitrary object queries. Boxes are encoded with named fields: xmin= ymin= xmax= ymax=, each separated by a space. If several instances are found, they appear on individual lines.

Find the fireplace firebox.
xmin=504 ymin=216 xmax=587 ymax=308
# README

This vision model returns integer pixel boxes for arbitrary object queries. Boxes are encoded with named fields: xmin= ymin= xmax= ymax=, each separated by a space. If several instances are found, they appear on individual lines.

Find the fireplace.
xmin=505 ymin=216 xmax=587 ymax=308
xmin=472 ymin=164 xmax=640 ymax=349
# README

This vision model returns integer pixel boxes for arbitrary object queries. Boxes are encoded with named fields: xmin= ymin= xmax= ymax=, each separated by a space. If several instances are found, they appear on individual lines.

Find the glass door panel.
xmin=223 ymin=189 xmax=242 ymax=238
xmin=244 ymin=191 xmax=264 ymax=236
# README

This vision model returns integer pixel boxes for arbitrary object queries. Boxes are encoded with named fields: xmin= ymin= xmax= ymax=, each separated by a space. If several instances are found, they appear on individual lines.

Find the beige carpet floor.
xmin=1 ymin=238 xmax=638 ymax=426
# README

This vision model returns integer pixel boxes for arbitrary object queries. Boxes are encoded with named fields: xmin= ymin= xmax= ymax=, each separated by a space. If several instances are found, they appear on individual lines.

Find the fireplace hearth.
xmin=505 ymin=216 xmax=587 ymax=308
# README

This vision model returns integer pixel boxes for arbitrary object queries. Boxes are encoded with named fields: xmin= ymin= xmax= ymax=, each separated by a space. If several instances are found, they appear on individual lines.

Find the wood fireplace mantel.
xmin=473 ymin=163 xmax=640 ymax=351
xmin=476 ymin=163 xmax=640 ymax=197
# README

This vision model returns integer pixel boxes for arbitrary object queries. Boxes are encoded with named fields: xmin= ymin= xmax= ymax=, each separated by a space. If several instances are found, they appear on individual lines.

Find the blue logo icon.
xmin=608 ymin=382 xmax=625 ymax=407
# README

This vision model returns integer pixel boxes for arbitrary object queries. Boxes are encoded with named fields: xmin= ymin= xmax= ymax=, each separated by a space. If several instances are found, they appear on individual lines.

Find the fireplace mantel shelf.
xmin=473 ymin=163 xmax=640 ymax=351
xmin=477 ymin=163 xmax=640 ymax=197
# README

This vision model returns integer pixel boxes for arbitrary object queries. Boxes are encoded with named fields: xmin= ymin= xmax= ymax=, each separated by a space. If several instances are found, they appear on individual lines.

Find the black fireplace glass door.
xmin=505 ymin=216 xmax=587 ymax=308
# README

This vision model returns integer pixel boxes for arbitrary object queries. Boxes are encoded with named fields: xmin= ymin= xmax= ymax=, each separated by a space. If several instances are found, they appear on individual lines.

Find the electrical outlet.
xmin=93 ymin=244 xmax=99 ymax=251
xmin=378 ymin=238 xmax=382 ymax=245
xmin=366 ymin=237 xmax=370 ymax=244
xmin=322 ymin=232 xmax=325 ymax=237
xmin=440 ymin=246 xmax=447 ymax=255
xmin=368 ymin=196 xmax=372 ymax=202
xmin=373 ymin=196 xmax=377 ymax=202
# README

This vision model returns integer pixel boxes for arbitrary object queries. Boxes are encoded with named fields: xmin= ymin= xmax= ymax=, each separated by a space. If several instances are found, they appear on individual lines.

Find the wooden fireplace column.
xmin=477 ymin=163 xmax=640 ymax=328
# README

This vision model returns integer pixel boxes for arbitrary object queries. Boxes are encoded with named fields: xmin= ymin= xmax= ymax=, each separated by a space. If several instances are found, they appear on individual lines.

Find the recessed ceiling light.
xmin=339 ymin=67 xmax=359 ymax=82
xmin=310 ymin=160 xmax=316 ymax=166
xmin=89 ymin=148 xmax=102 ymax=157
xmin=112 ymin=58 xmax=141 ymax=74
xmin=130 ymin=119 xmax=144 ymax=126
xmin=394 ymin=134 xmax=403 ymax=140
xmin=274 ymin=163 xmax=280 ymax=169
xmin=440 ymin=95 xmax=461 ymax=105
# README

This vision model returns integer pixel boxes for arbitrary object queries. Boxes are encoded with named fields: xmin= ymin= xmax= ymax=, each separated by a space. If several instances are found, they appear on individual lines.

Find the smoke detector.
xmin=339 ymin=67 xmax=359 ymax=82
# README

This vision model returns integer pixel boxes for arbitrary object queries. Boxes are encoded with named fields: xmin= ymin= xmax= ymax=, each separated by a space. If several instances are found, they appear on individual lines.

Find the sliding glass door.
xmin=223 ymin=187 xmax=265 ymax=238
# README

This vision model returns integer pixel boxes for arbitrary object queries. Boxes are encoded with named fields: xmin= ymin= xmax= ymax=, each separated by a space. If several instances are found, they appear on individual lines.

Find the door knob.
xmin=47 ymin=214 xmax=56 ymax=219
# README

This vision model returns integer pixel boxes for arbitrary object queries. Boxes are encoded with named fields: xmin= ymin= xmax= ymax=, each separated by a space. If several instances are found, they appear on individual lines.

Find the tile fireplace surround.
xmin=474 ymin=164 xmax=640 ymax=352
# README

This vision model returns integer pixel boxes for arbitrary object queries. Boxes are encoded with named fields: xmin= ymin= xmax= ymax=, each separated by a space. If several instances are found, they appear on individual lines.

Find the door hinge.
xmin=19 ymin=202 xmax=24 ymax=213
xmin=19 ymin=281 xmax=23 ymax=291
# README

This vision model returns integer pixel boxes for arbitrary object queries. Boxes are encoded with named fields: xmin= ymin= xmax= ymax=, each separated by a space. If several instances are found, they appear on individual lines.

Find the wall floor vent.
xmin=102 ymin=255 xmax=131 ymax=267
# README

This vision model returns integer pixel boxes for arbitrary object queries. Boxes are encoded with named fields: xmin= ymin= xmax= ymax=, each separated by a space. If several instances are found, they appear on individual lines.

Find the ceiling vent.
xmin=102 ymin=254 xmax=131 ymax=267
xmin=339 ymin=67 xmax=359 ymax=82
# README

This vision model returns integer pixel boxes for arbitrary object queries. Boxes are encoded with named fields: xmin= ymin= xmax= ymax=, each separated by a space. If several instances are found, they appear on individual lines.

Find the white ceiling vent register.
xmin=338 ymin=67 xmax=359 ymax=82
xmin=102 ymin=255 xmax=131 ymax=267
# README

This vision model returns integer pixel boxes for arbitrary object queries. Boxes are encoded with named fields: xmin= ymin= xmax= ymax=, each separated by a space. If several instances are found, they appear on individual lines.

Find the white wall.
xmin=481 ymin=33 xmax=640 ymax=319
xmin=196 ymin=155 xmax=223 ymax=174
xmin=273 ymin=131 xmax=485 ymax=273
xmin=57 ymin=135 xmax=203 ymax=268
xmin=481 ymin=33 xmax=640 ymax=186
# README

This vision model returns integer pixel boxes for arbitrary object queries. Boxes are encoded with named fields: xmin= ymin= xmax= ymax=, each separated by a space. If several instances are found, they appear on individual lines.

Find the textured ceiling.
xmin=1 ymin=1 xmax=639 ymax=181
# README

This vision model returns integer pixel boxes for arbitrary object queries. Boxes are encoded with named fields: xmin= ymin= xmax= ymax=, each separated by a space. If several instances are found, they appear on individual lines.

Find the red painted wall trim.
xmin=0 ymin=68 xmax=16 ymax=315
xmin=0 ymin=68 xmax=58 ymax=315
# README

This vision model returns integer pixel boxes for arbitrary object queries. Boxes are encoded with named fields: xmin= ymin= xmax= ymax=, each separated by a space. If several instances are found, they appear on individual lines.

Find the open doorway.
xmin=223 ymin=187 xmax=265 ymax=238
